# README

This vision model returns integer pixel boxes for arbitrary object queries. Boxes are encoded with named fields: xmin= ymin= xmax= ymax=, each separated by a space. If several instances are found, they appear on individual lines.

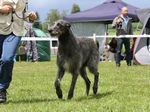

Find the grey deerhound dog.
xmin=48 ymin=20 xmax=100 ymax=99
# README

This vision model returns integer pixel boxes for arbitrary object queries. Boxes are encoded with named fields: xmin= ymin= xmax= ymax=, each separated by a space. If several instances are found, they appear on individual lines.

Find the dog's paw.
xmin=67 ymin=93 xmax=73 ymax=100
xmin=93 ymin=87 xmax=98 ymax=95
xmin=58 ymin=95 xmax=63 ymax=99
xmin=56 ymin=90 xmax=63 ymax=99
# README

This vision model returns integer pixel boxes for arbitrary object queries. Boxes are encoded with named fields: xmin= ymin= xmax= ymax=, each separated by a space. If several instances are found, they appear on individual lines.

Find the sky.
xmin=28 ymin=0 xmax=150 ymax=22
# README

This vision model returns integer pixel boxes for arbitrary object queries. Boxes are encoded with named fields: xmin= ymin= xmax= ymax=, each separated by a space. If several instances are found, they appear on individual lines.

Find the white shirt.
xmin=0 ymin=0 xmax=27 ymax=36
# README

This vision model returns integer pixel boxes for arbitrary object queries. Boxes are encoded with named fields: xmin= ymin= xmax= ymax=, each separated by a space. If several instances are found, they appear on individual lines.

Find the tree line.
xmin=33 ymin=3 xmax=81 ymax=32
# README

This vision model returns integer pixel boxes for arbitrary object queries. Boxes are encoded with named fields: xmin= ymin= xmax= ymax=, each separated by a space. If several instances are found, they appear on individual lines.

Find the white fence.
xmin=91 ymin=34 xmax=150 ymax=39
xmin=21 ymin=37 xmax=58 ymax=56
xmin=21 ymin=37 xmax=56 ymax=41
xmin=21 ymin=35 xmax=150 ymax=41
xmin=21 ymin=35 xmax=150 ymax=56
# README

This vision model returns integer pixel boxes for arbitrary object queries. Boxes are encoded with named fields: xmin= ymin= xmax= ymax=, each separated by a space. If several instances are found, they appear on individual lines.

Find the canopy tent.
xmin=28 ymin=28 xmax=50 ymax=61
xmin=64 ymin=0 xmax=139 ymax=54
xmin=64 ymin=0 xmax=139 ymax=23
xmin=134 ymin=8 xmax=150 ymax=65
xmin=16 ymin=28 xmax=51 ymax=61
xmin=28 ymin=28 xmax=51 ymax=61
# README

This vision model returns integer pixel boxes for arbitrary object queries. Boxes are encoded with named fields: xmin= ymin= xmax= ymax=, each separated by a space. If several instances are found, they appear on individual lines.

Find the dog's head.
xmin=48 ymin=20 xmax=71 ymax=37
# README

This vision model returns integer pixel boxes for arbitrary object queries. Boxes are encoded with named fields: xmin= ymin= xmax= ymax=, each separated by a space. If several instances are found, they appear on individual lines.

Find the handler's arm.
xmin=112 ymin=17 xmax=118 ymax=28
xmin=0 ymin=5 xmax=13 ymax=14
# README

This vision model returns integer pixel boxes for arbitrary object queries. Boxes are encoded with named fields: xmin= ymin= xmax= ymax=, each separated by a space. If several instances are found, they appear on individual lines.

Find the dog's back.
xmin=76 ymin=38 xmax=99 ymax=67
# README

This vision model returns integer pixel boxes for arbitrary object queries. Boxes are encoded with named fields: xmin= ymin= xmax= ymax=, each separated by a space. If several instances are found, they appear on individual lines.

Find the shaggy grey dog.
xmin=48 ymin=20 xmax=100 ymax=99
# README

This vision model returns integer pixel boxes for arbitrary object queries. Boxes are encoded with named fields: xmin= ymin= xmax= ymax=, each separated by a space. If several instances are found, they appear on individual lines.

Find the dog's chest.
xmin=63 ymin=60 xmax=69 ymax=70
xmin=63 ymin=60 xmax=73 ymax=72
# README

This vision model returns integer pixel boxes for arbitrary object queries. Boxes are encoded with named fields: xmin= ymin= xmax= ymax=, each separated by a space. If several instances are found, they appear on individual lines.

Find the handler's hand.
xmin=116 ymin=17 xmax=123 ymax=24
xmin=0 ymin=5 xmax=13 ymax=14
xmin=28 ymin=12 xmax=37 ymax=22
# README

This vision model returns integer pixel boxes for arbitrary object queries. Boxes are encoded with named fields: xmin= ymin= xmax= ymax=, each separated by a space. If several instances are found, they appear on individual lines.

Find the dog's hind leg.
xmin=88 ymin=66 xmax=99 ymax=95
xmin=93 ymin=71 xmax=99 ymax=95
xmin=80 ymin=67 xmax=91 ymax=96
xmin=67 ymin=72 xmax=78 ymax=99
xmin=55 ymin=67 xmax=65 ymax=99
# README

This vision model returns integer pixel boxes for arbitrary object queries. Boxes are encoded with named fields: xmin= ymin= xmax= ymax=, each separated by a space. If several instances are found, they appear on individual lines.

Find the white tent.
xmin=134 ymin=8 xmax=150 ymax=65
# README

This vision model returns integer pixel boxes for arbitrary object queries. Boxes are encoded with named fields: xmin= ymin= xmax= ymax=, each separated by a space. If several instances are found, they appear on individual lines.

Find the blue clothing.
xmin=0 ymin=33 xmax=21 ymax=90
xmin=123 ymin=16 xmax=129 ymax=25
xmin=121 ymin=16 xmax=129 ymax=33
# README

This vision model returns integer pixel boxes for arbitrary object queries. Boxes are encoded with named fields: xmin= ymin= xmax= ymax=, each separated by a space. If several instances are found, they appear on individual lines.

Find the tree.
xmin=71 ymin=3 xmax=80 ymax=14
xmin=32 ymin=12 xmax=42 ymax=29
xmin=42 ymin=9 xmax=67 ymax=32
xmin=60 ymin=10 xmax=68 ymax=19
xmin=46 ymin=9 xmax=61 ymax=26
xmin=42 ymin=22 xmax=49 ymax=32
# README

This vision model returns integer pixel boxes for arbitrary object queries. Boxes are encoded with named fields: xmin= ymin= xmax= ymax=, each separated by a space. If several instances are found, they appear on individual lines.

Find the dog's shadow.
xmin=76 ymin=91 xmax=114 ymax=101
xmin=4 ymin=91 xmax=113 ymax=104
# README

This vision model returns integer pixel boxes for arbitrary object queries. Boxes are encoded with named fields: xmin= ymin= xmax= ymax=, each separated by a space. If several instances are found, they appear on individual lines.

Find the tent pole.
xmin=105 ymin=24 xmax=109 ymax=44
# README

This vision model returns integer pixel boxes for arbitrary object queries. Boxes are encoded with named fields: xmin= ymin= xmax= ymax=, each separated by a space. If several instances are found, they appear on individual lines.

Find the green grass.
xmin=0 ymin=57 xmax=150 ymax=112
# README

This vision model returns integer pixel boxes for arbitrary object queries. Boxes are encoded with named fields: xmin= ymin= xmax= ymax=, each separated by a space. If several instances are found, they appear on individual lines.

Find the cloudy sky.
xmin=28 ymin=0 xmax=150 ymax=21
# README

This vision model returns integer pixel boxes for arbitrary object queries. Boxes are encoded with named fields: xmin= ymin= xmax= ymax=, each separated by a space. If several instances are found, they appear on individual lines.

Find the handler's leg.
xmin=124 ymin=38 xmax=131 ymax=66
xmin=115 ymin=38 xmax=123 ymax=67
xmin=0 ymin=33 xmax=21 ymax=103
xmin=0 ymin=36 xmax=5 ymax=59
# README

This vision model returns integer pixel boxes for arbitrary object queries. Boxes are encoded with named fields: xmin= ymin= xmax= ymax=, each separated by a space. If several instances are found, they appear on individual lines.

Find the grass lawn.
xmin=0 ymin=57 xmax=150 ymax=112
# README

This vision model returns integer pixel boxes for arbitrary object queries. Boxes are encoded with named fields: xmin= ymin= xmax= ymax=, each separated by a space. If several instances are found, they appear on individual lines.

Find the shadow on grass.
xmin=2 ymin=91 xmax=113 ymax=104
xmin=76 ymin=91 xmax=114 ymax=101
xmin=6 ymin=98 xmax=66 ymax=104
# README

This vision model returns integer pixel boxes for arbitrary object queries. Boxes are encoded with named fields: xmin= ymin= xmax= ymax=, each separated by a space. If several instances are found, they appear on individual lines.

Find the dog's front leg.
xmin=67 ymin=72 xmax=78 ymax=99
xmin=54 ymin=67 xmax=65 ymax=99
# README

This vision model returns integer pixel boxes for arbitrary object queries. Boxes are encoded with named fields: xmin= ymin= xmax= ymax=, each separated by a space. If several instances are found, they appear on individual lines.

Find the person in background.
xmin=112 ymin=6 xmax=133 ymax=67
xmin=24 ymin=28 xmax=39 ymax=62
xmin=0 ymin=0 xmax=37 ymax=103
xmin=18 ymin=43 xmax=27 ymax=61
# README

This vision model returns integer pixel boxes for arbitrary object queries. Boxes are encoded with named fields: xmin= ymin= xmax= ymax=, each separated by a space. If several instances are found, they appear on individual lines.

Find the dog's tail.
xmin=92 ymin=34 xmax=99 ymax=50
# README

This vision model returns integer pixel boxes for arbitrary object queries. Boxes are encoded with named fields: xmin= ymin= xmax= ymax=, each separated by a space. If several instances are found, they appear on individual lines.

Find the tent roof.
xmin=137 ymin=8 xmax=150 ymax=25
xmin=64 ymin=0 xmax=139 ymax=23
